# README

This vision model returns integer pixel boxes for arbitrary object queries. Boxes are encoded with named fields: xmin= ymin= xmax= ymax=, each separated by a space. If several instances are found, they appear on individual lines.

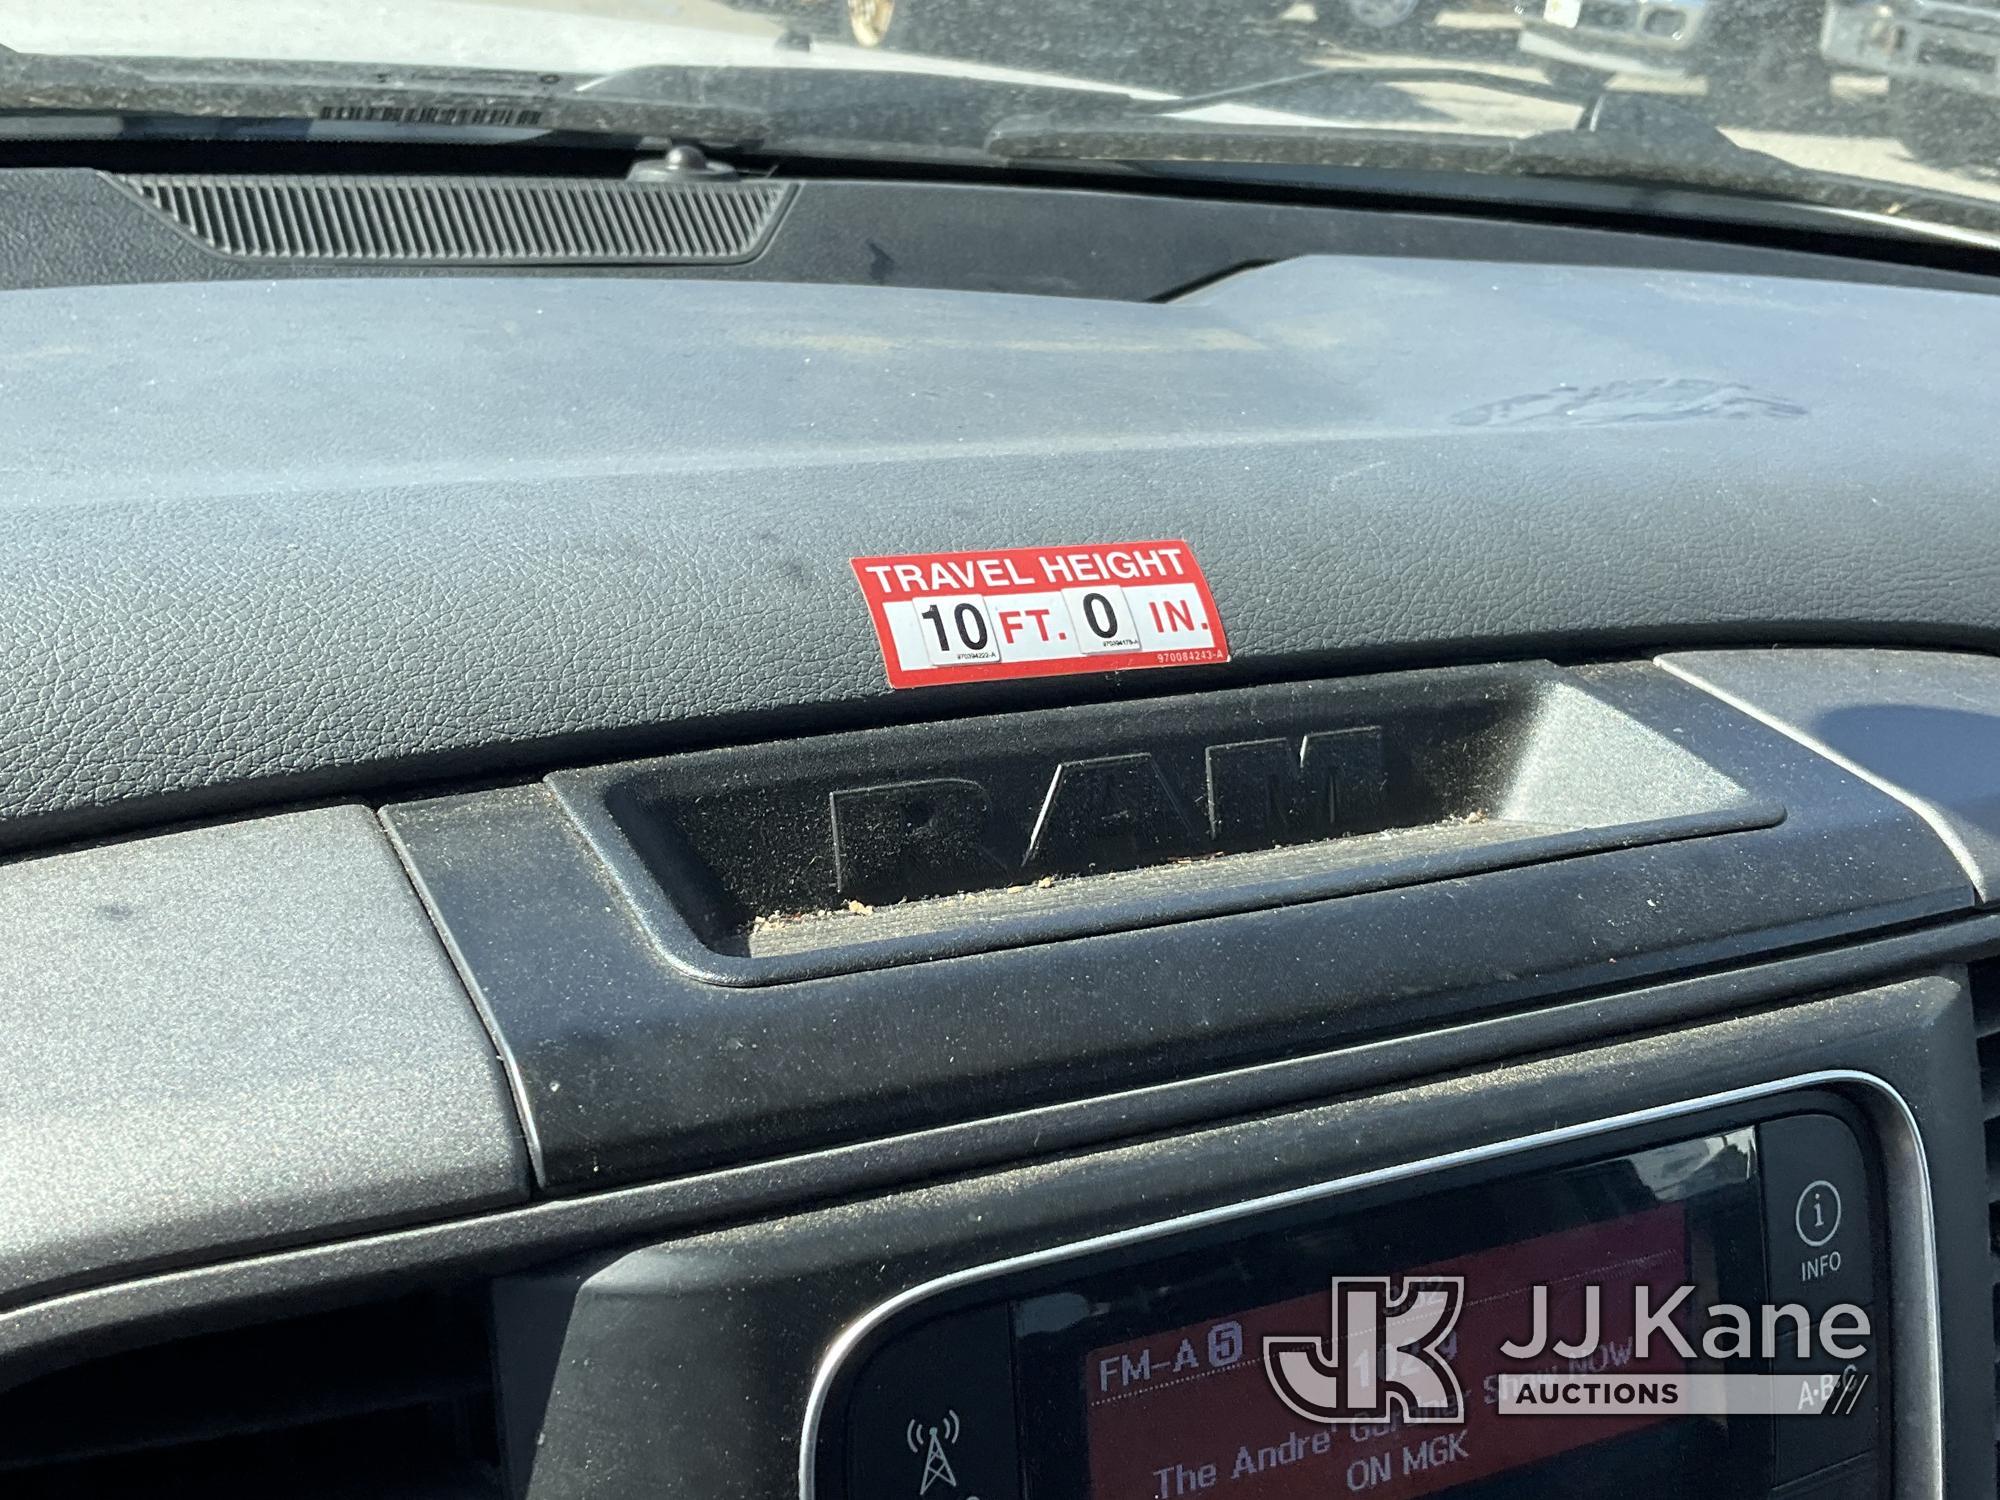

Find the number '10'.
xmin=919 ymin=602 xmax=990 ymax=653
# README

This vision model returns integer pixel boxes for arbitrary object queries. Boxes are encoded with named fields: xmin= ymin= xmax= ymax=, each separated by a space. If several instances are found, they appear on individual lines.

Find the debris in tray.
xmin=748 ymin=870 xmax=1078 ymax=935
xmin=744 ymin=815 xmax=1489 ymax=938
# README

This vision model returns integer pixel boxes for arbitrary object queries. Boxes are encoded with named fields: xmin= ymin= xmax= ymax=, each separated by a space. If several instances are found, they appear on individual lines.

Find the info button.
xmin=1759 ymin=1114 xmax=1875 ymax=1313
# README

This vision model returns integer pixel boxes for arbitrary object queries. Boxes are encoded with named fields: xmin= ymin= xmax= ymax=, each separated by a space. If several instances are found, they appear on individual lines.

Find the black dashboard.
xmin=1 ymin=167 xmax=1997 ymax=1500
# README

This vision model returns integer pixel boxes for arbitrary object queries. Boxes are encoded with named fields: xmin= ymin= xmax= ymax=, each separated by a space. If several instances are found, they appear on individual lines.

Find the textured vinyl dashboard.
xmin=0 ymin=254 xmax=1998 ymax=848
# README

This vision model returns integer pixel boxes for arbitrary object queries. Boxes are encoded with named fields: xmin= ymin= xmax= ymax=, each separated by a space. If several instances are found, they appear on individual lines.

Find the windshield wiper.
xmin=582 ymin=60 xmax=1153 ymax=159
xmin=985 ymin=82 xmax=2000 ymax=252
xmin=1131 ymin=62 xmax=1580 ymax=117
xmin=987 ymin=79 xmax=1797 ymax=187
xmin=0 ymin=44 xmax=1158 ymax=158
xmin=0 ymin=45 xmax=774 ymax=142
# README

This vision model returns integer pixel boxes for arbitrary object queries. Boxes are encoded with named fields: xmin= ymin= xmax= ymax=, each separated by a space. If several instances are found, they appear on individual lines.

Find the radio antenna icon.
xmin=905 ymin=1410 xmax=960 ymax=1494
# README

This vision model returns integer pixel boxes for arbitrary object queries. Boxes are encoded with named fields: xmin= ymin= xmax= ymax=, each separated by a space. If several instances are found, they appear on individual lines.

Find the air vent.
xmin=113 ymin=173 xmax=793 ymax=264
xmin=0 ymin=1288 xmax=499 ymax=1498
xmin=1976 ymin=962 xmax=2000 ymax=1473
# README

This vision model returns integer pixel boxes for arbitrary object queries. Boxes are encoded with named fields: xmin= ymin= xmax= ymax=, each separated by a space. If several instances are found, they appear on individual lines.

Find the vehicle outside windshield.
xmin=2 ymin=0 xmax=1998 ymax=246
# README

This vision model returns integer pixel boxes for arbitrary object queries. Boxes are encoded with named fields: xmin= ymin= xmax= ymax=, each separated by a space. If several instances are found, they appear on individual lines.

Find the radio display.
xmin=1079 ymin=1204 xmax=1688 ymax=1500
xmin=1011 ymin=1131 xmax=1766 ymax=1500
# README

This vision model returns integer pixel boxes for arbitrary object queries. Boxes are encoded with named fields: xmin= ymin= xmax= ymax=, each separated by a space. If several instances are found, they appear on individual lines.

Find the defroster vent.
xmin=114 ymin=173 xmax=793 ymax=264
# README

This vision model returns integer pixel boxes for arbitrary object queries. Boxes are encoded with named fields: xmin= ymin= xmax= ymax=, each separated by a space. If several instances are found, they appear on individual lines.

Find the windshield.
xmin=2 ymin=0 xmax=1996 ymax=245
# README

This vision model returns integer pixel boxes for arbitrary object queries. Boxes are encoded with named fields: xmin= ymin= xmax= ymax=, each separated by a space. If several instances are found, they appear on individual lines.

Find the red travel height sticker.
xmin=850 ymin=539 xmax=1230 ymax=688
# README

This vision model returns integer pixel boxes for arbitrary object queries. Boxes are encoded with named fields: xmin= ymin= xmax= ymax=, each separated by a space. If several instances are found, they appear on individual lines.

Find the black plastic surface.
xmin=1776 ymin=1340 xmax=1883 ymax=1485
xmin=1760 ymin=1114 xmax=1875 ymax=1316
xmin=484 ymin=973 xmax=1985 ymax=1500
xmin=1662 ymin=650 xmax=2000 ymax=902
xmin=6 ymin=166 xmax=1996 ymax=300
xmin=387 ymin=659 xmax=1968 ymax=1190
xmin=546 ymin=661 xmax=1777 ymax=983
xmin=842 ymin=1306 xmax=1020 ymax=1500
xmin=1761 ymin=1111 xmax=1888 ymax=1488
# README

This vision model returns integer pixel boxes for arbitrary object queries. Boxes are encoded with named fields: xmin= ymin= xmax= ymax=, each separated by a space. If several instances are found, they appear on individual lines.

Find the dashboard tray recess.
xmin=543 ymin=663 xmax=1779 ymax=983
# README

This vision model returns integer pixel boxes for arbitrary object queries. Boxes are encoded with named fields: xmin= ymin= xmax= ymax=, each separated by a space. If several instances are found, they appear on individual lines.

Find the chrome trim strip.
xmin=799 ymin=1070 xmax=1940 ymax=1500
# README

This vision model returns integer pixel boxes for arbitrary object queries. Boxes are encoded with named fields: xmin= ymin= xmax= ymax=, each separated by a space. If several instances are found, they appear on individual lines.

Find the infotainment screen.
xmin=1010 ymin=1131 xmax=1768 ymax=1500
xmin=1078 ymin=1205 xmax=1689 ymax=1500
xmin=824 ymin=1105 xmax=1886 ymax=1500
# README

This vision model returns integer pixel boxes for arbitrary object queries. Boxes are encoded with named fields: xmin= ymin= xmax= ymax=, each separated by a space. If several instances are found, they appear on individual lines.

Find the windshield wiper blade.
xmin=581 ymin=60 xmax=1151 ymax=158
xmin=0 ymin=44 xmax=1159 ymax=157
xmin=985 ymin=86 xmax=2000 ymax=252
xmin=1130 ymin=62 xmax=1576 ymax=117
xmin=0 ymin=46 xmax=771 ymax=143
xmin=987 ymin=83 xmax=1795 ymax=186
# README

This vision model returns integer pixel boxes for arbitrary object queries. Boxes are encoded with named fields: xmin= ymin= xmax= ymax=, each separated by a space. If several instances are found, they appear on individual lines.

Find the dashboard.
xmin=2 ymin=171 xmax=1999 ymax=1500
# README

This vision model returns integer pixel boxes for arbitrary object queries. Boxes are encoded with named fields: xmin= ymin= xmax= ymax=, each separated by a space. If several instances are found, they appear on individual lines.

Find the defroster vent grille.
xmin=114 ymin=173 xmax=793 ymax=264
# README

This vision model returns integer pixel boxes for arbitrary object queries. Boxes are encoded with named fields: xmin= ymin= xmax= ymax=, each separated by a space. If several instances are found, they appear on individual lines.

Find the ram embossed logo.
xmin=828 ymin=726 xmax=1387 ymax=905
